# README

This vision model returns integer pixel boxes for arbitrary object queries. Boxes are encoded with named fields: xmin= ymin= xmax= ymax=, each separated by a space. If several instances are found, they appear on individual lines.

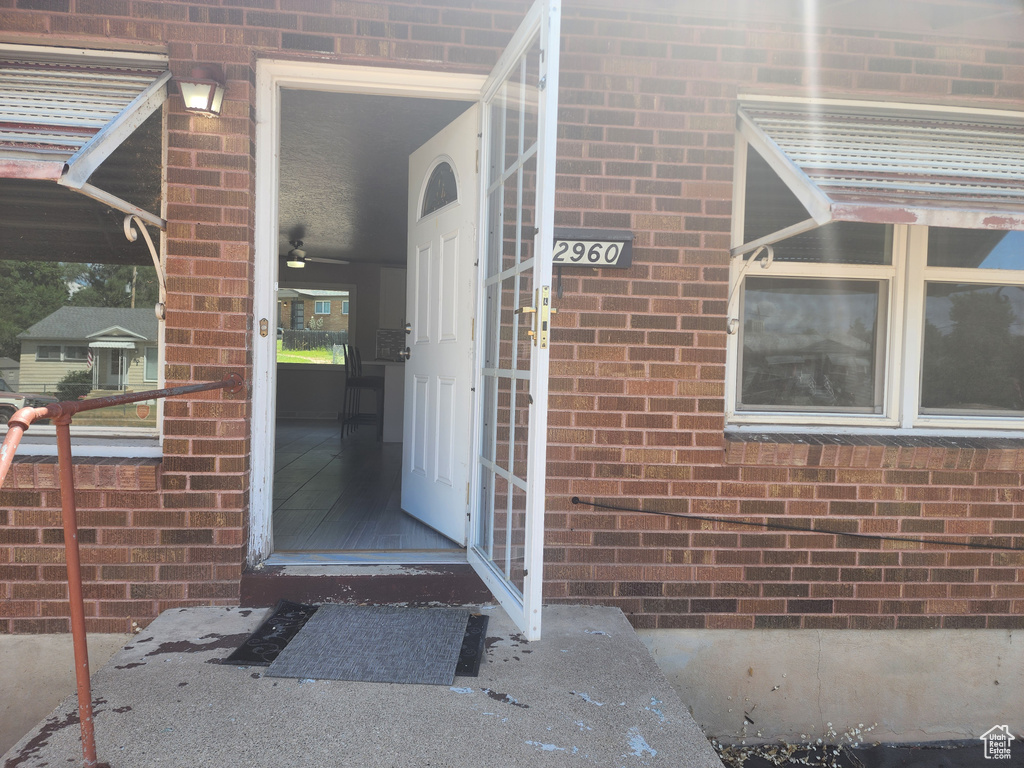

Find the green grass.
xmin=276 ymin=340 xmax=341 ymax=365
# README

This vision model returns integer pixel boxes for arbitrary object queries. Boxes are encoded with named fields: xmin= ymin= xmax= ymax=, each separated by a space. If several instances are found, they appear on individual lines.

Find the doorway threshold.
xmin=265 ymin=550 xmax=468 ymax=566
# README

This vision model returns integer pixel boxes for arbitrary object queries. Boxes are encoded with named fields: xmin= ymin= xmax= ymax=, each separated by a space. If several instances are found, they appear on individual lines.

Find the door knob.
xmin=399 ymin=347 xmax=411 ymax=360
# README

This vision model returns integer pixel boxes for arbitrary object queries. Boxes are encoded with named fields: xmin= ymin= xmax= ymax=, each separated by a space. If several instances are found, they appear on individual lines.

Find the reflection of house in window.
xmin=17 ymin=307 xmax=158 ymax=395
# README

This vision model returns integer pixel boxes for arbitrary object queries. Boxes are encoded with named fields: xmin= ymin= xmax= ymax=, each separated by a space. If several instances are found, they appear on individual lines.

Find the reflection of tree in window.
xmin=921 ymin=285 xmax=1024 ymax=412
xmin=66 ymin=264 xmax=159 ymax=309
xmin=0 ymin=262 xmax=67 ymax=360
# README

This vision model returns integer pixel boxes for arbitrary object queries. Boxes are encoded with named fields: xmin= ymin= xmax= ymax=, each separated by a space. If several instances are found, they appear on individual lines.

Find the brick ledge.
xmin=2 ymin=456 xmax=160 ymax=491
xmin=724 ymin=431 xmax=1024 ymax=469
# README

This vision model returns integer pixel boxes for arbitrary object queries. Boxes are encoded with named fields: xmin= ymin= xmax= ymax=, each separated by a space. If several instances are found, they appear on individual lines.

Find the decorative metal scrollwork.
xmin=124 ymin=214 xmax=167 ymax=321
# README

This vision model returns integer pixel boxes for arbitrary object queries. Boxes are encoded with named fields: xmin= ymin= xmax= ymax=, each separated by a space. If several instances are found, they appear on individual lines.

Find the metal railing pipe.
xmin=0 ymin=372 xmax=245 ymax=768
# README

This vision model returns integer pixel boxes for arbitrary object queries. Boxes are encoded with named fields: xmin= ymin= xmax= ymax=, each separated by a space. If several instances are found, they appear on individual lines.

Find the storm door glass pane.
xmin=739 ymin=277 xmax=885 ymax=412
xmin=474 ymin=38 xmax=540 ymax=603
xmin=921 ymin=283 xmax=1024 ymax=413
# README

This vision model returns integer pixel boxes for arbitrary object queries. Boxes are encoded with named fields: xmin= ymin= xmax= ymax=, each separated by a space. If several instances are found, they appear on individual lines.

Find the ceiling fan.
xmin=284 ymin=239 xmax=351 ymax=269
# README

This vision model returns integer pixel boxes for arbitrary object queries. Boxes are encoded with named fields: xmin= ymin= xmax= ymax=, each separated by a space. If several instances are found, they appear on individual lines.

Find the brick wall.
xmin=0 ymin=0 xmax=530 ymax=634
xmin=0 ymin=0 xmax=1023 ymax=632
xmin=543 ymin=3 xmax=1024 ymax=629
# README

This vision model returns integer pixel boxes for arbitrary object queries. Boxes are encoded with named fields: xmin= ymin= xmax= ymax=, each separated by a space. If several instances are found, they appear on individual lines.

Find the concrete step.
xmin=3 ymin=604 xmax=724 ymax=768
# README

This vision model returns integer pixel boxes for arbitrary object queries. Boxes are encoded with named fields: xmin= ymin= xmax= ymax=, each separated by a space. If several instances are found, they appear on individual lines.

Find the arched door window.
xmin=421 ymin=160 xmax=457 ymax=217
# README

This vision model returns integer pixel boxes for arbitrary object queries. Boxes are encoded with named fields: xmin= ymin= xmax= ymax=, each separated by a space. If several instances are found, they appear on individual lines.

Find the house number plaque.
xmin=552 ymin=228 xmax=633 ymax=269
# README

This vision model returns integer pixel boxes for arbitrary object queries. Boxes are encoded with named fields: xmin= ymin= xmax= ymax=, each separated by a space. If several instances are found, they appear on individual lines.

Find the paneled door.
xmin=402 ymin=105 xmax=480 ymax=545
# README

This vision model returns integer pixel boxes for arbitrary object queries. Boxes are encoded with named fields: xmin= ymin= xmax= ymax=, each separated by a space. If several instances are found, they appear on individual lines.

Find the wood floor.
xmin=273 ymin=420 xmax=461 ymax=552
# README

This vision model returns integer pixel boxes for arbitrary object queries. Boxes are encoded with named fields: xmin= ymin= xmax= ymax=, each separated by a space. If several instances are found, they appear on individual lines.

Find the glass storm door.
xmin=469 ymin=0 xmax=561 ymax=641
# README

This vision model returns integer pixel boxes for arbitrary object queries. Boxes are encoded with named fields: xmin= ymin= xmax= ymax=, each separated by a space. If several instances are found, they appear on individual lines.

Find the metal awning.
xmin=735 ymin=97 xmax=1024 ymax=256
xmin=0 ymin=44 xmax=169 ymax=229
xmin=88 ymin=340 xmax=137 ymax=349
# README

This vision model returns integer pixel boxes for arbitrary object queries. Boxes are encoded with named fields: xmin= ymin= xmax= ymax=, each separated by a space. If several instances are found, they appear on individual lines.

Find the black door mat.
xmin=221 ymin=600 xmax=319 ymax=666
xmin=454 ymin=613 xmax=489 ymax=677
xmin=265 ymin=604 xmax=470 ymax=685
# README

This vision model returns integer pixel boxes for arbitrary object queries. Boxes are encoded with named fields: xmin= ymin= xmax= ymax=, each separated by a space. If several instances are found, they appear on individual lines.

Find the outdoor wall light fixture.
xmin=176 ymin=65 xmax=226 ymax=116
xmin=286 ymin=240 xmax=307 ymax=269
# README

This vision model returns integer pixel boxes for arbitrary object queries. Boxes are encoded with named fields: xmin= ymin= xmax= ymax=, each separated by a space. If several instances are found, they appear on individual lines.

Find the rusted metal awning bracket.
xmin=0 ymin=373 xmax=245 ymax=768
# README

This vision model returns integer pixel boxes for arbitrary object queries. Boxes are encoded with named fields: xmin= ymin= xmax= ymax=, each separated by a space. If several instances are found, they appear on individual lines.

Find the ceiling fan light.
xmin=286 ymin=239 xmax=306 ymax=268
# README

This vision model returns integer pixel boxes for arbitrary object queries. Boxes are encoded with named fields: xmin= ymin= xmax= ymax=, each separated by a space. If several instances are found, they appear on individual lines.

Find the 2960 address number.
xmin=553 ymin=239 xmax=624 ymax=266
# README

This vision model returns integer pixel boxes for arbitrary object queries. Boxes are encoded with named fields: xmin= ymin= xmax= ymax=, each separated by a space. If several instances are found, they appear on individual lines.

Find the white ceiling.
xmin=278 ymin=89 xmax=473 ymax=267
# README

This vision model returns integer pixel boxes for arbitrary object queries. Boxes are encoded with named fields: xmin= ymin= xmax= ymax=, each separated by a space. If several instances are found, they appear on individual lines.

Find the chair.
xmin=341 ymin=344 xmax=384 ymax=441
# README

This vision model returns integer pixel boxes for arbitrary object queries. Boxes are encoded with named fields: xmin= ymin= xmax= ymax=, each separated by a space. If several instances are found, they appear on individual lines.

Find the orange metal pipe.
xmin=0 ymin=373 xmax=245 ymax=768
xmin=55 ymin=415 xmax=98 ymax=768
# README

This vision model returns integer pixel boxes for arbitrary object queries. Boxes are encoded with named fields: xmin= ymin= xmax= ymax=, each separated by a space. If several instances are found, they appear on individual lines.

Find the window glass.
xmin=421 ymin=161 xmax=458 ymax=217
xmin=144 ymin=347 xmax=158 ymax=382
xmin=927 ymin=228 xmax=1024 ymax=270
xmin=0 ymin=111 xmax=161 ymax=435
xmin=744 ymin=148 xmax=892 ymax=265
xmin=767 ymin=222 xmax=893 ymax=265
xmin=276 ymin=289 xmax=350 ymax=365
xmin=920 ymin=283 xmax=1024 ymax=413
xmin=743 ymin=147 xmax=810 ymax=244
xmin=739 ymin=277 xmax=885 ymax=412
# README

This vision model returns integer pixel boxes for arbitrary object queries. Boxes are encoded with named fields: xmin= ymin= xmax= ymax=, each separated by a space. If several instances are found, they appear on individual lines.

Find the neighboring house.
xmin=1 ymin=0 xmax=1023 ymax=743
xmin=16 ymin=307 xmax=159 ymax=395
xmin=278 ymin=289 xmax=350 ymax=333
xmin=0 ymin=357 xmax=18 ymax=391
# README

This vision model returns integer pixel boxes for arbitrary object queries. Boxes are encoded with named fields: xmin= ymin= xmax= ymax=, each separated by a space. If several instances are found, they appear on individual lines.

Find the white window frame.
xmin=314 ymin=300 xmax=330 ymax=315
xmin=728 ymin=142 xmax=1024 ymax=435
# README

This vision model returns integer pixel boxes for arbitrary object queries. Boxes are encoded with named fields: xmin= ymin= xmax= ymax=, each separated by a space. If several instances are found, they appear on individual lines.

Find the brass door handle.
xmin=515 ymin=305 xmax=537 ymax=340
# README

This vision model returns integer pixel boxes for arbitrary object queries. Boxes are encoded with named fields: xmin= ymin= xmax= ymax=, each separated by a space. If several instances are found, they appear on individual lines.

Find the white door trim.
xmin=249 ymin=61 xmax=487 ymax=566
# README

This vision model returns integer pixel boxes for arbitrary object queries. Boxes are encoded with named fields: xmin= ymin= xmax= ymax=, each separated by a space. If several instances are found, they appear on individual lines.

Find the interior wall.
xmin=276 ymin=366 xmax=345 ymax=419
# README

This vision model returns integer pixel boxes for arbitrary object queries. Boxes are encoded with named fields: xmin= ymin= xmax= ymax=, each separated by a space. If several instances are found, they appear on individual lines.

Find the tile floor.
xmin=272 ymin=419 xmax=460 ymax=552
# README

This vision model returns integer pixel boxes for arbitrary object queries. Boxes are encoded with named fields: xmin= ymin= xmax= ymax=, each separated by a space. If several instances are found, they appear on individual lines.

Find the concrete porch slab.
xmin=3 ymin=604 xmax=722 ymax=768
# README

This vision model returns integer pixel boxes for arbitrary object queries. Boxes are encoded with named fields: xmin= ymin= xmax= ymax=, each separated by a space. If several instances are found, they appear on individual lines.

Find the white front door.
xmin=402 ymin=104 xmax=480 ymax=546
